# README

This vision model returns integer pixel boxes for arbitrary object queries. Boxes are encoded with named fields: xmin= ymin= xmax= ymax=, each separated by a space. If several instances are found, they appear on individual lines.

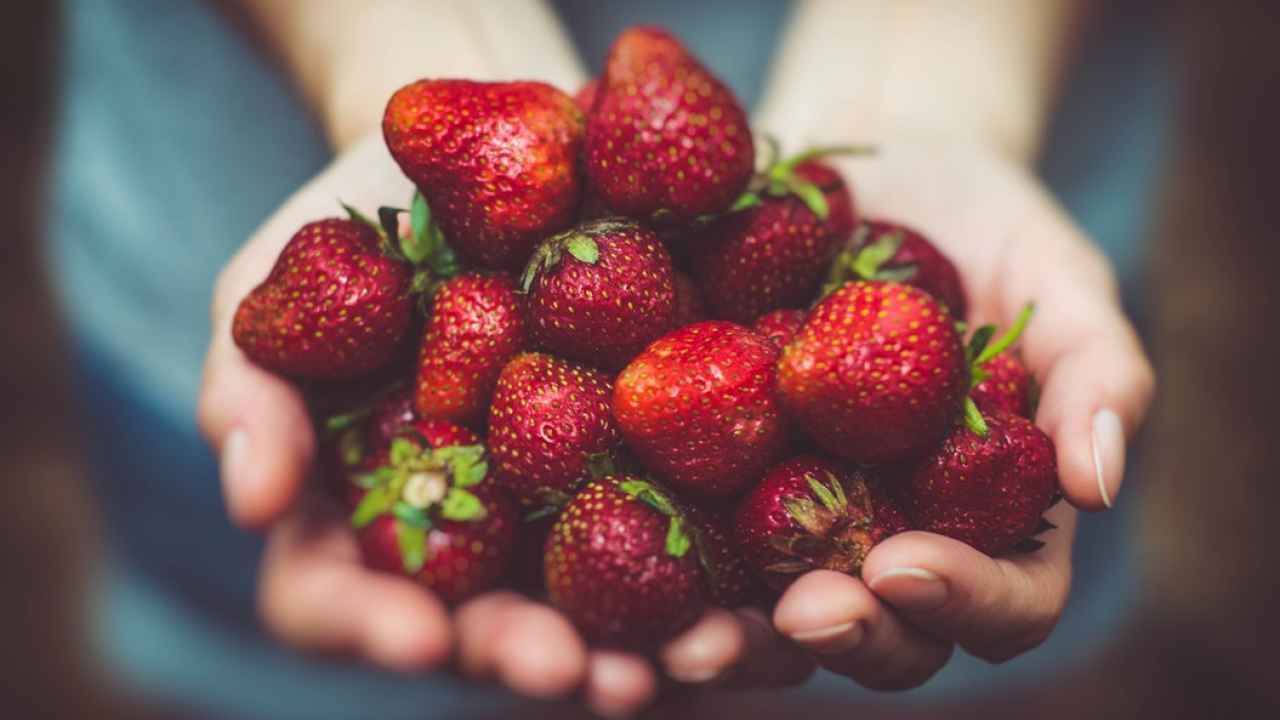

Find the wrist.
xmin=317 ymin=2 xmax=586 ymax=152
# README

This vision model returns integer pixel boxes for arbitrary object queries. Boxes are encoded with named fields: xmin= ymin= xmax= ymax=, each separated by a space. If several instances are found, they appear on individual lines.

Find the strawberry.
xmin=893 ymin=410 xmax=1058 ymax=556
xmin=971 ymin=352 xmax=1034 ymax=418
xmin=487 ymin=353 xmax=621 ymax=507
xmin=522 ymin=219 xmax=676 ymax=370
xmin=415 ymin=272 xmax=527 ymax=428
xmin=752 ymin=308 xmax=806 ymax=350
xmin=614 ymin=321 xmax=787 ymax=499
xmin=689 ymin=156 xmax=857 ymax=323
xmin=777 ymin=281 xmax=968 ymax=466
xmin=351 ymin=436 xmax=516 ymax=604
xmin=384 ymin=79 xmax=584 ymax=270
xmin=324 ymin=388 xmax=482 ymax=510
xmin=232 ymin=214 xmax=415 ymax=379
xmin=545 ymin=476 xmax=705 ymax=649
xmin=960 ymin=303 xmax=1037 ymax=426
xmin=825 ymin=219 xmax=967 ymax=319
xmin=574 ymin=78 xmax=599 ymax=114
xmin=584 ymin=26 xmax=754 ymax=223
xmin=734 ymin=455 xmax=897 ymax=591
xmin=670 ymin=270 xmax=708 ymax=328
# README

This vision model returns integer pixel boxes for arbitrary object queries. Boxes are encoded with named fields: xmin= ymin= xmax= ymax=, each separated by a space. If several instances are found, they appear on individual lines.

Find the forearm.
xmin=756 ymin=0 xmax=1091 ymax=164
xmin=234 ymin=0 xmax=586 ymax=151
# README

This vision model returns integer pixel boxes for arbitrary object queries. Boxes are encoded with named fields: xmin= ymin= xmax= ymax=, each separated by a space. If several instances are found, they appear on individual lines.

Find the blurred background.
xmin=2 ymin=1 xmax=1278 ymax=718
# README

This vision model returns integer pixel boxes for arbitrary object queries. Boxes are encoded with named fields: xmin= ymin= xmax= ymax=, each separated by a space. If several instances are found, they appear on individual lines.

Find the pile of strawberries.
xmin=233 ymin=27 xmax=1059 ymax=651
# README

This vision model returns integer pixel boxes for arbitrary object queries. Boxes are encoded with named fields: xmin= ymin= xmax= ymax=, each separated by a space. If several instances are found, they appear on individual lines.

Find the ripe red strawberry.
xmin=351 ymin=436 xmax=516 ymax=604
xmin=545 ymin=476 xmax=705 ymax=649
xmin=487 ymin=353 xmax=621 ymax=507
xmin=324 ymin=388 xmax=483 ymax=510
xmin=752 ymin=308 xmax=806 ymax=350
xmin=777 ymin=281 xmax=968 ymax=466
xmin=971 ymin=352 xmax=1033 ymax=418
xmin=894 ymin=410 xmax=1058 ymax=556
xmin=670 ymin=271 xmax=708 ymax=328
xmin=415 ymin=273 xmax=527 ymax=427
xmin=962 ymin=303 xmax=1037 ymax=422
xmin=233 ymin=215 xmax=414 ymax=379
xmin=826 ymin=219 xmax=967 ymax=319
xmin=584 ymin=26 xmax=754 ymax=223
xmin=614 ymin=321 xmax=787 ymax=499
xmin=574 ymin=78 xmax=599 ymax=114
xmin=735 ymin=455 xmax=897 ymax=591
xmin=690 ymin=158 xmax=857 ymax=323
xmin=384 ymin=79 xmax=584 ymax=270
xmin=522 ymin=219 xmax=676 ymax=370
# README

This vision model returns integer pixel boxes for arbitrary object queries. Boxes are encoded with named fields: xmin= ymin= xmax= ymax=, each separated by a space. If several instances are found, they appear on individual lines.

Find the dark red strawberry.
xmin=415 ymin=273 xmax=527 ymax=427
xmin=777 ymin=281 xmax=968 ymax=466
xmin=894 ymin=410 xmax=1058 ymax=556
xmin=384 ymin=79 xmax=584 ymax=270
xmin=487 ymin=353 xmax=621 ymax=507
xmin=233 ymin=215 xmax=414 ymax=379
xmin=826 ymin=219 xmax=967 ymax=319
xmin=735 ymin=455 xmax=901 ymax=591
xmin=584 ymin=26 xmax=754 ymax=223
xmin=971 ymin=352 xmax=1033 ymax=418
xmin=690 ymin=158 xmax=857 ymax=323
xmin=962 ymin=303 xmax=1037 ymax=423
xmin=670 ymin=271 xmax=708 ymax=328
xmin=522 ymin=219 xmax=676 ymax=371
xmin=614 ymin=321 xmax=787 ymax=499
xmin=351 ymin=436 xmax=516 ymax=604
xmin=752 ymin=309 xmax=806 ymax=350
xmin=545 ymin=476 xmax=705 ymax=650
xmin=684 ymin=503 xmax=764 ymax=607
xmin=574 ymin=78 xmax=599 ymax=114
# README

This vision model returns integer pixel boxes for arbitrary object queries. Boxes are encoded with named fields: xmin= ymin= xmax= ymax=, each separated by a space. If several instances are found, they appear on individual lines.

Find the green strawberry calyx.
xmin=729 ymin=136 xmax=876 ymax=220
xmin=350 ymin=437 xmax=489 ymax=574
xmin=341 ymin=192 xmax=461 ymax=307
xmin=821 ymin=223 xmax=921 ymax=298
xmin=767 ymin=472 xmax=875 ymax=576
xmin=962 ymin=303 xmax=1035 ymax=437
xmin=618 ymin=478 xmax=693 ymax=558
xmin=519 ymin=218 xmax=635 ymax=292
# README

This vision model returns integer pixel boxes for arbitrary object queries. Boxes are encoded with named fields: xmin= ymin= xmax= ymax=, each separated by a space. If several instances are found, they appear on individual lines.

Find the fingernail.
xmin=1091 ymin=409 xmax=1125 ymax=509
xmin=221 ymin=428 xmax=249 ymax=488
xmin=868 ymin=568 xmax=948 ymax=612
xmin=789 ymin=620 xmax=864 ymax=654
xmin=666 ymin=664 xmax=720 ymax=684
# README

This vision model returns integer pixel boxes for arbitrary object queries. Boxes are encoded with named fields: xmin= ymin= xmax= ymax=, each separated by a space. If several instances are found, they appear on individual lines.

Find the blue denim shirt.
xmin=48 ymin=1 xmax=1170 ymax=718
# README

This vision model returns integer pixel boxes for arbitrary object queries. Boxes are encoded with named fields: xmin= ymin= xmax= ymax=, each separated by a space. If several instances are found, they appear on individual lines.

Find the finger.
xmin=456 ymin=593 xmax=587 ymax=699
xmin=659 ymin=608 xmax=746 ymax=684
xmin=257 ymin=502 xmax=453 ymax=670
xmin=198 ymin=339 xmax=314 ymax=528
xmin=998 ymin=201 xmax=1155 ymax=511
xmin=863 ymin=504 xmax=1076 ymax=663
xmin=773 ymin=570 xmax=954 ymax=691
xmin=584 ymin=651 xmax=658 ymax=719
xmin=719 ymin=608 xmax=816 ymax=689
xmin=198 ymin=133 xmax=417 ymax=528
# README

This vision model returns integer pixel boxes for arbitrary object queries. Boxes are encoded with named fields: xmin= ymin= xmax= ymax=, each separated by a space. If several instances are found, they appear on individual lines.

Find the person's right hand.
xmin=197 ymin=131 xmax=815 ymax=718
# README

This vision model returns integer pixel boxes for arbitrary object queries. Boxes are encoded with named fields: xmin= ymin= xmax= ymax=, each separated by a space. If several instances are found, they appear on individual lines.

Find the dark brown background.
xmin=2 ymin=2 xmax=1277 ymax=718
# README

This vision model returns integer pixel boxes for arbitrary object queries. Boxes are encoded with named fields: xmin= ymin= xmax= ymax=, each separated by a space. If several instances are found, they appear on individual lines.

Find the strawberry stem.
xmin=975 ymin=303 xmax=1035 ymax=366
xmin=963 ymin=396 xmax=990 ymax=437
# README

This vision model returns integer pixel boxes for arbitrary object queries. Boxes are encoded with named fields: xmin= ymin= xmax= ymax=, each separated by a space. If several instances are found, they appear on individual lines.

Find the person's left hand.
xmin=766 ymin=132 xmax=1154 ymax=689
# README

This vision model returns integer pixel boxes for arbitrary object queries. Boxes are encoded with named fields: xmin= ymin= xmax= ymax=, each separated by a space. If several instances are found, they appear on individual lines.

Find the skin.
xmin=203 ymin=0 xmax=1151 ymax=712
